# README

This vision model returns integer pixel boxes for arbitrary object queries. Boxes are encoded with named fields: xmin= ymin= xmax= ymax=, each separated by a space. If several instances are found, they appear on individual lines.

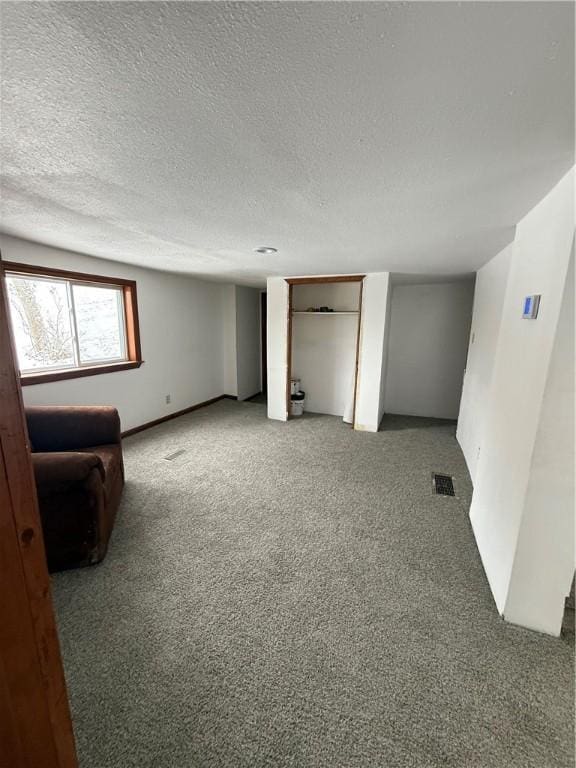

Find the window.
xmin=3 ymin=262 xmax=142 ymax=385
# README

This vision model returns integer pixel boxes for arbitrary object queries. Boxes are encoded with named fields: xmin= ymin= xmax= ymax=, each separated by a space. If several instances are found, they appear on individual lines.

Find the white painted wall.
xmin=291 ymin=283 xmax=360 ymax=417
xmin=222 ymin=285 xmax=238 ymax=397
xmin=292 ymin=283 xmax=360 ymax=313
xmin=384 ymin=281 xmax=475 ymax=420
xmin=221 ymin=285 xmax=237 ymax=397
xmin=266 ymin=277 xmax=289 ymax=421
xmin=1 ymin=235 xmax=227 ymax=432
xmin=221 ymin=285 xmax=261 ymax=400
xmin=354 ymin=272 xmax=391 ymax=432
xmin=235 ymin=286 xmax=261 ymax=401
xmin=468 ymin=167 xmax=574 ymax=633
xmin=457 ymin=246 xmax=513 ymax=481
xmin=504 ymin=250 xmax=574 ymax=634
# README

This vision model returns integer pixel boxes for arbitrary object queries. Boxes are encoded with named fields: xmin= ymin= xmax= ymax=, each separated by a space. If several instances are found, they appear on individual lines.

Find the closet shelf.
xmin=291 ymin=311 xmax=359 ymax=316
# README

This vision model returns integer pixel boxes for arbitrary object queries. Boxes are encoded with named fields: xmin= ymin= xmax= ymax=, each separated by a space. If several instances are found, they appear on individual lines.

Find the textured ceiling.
xmin=1 ymin=2 xmax=574 ymax=285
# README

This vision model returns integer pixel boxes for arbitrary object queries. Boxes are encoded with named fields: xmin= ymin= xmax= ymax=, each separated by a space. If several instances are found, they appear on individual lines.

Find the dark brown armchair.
xmin=26 ymin=406 xmax=124 ymax=572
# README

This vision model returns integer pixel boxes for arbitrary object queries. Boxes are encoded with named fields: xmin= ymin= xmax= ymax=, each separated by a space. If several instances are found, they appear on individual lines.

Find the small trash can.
xmin=291 ymin=390 xmax=305 ymax=417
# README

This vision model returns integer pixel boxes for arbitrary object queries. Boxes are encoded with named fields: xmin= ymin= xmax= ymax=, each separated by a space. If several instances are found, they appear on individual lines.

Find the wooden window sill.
xmin=20 ymin=360 xmax=143 ymax=386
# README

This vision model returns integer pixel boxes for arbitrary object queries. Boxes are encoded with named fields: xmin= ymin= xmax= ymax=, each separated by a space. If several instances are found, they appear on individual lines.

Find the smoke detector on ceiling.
xmin=254 ymin=247 xmax=277 ymax=254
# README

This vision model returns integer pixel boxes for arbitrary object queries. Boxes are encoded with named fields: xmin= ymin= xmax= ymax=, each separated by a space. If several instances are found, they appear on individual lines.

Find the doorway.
xmin=261 ymin=291 xmax=267 ymax=400
xmin=285 ymin=276 xmax=364 ymax=424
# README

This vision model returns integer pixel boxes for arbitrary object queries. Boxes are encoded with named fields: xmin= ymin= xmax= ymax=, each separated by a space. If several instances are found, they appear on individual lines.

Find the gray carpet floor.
xmin=52 ymin=399 xmax=574 ymax=768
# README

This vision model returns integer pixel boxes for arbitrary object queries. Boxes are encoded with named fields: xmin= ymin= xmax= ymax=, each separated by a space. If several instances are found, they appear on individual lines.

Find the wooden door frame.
xmin=0 ymin=260 xmax=78 ymax=767
xmin=260 ymin=291 xmax=267 ymax=398
xmin=284 ymin=275 xmax=365 ymax=425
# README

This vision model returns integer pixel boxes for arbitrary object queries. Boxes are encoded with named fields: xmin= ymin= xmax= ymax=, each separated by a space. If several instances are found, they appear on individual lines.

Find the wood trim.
xmin=123 ymin=283 xmax=142 ymax=362
xmin=2 ymin=260 xmax=136 ymax=288
xmin=122 ymin=393 xmax=266 ymax=438
xmin=285 ymin=275 xmax=365 ymax=285
xmin=286 ymin=282 xmax=293 ymax=420
xmin=244 ymin=392 xmax=263 ymax=402
xmin=225 ymin=393 xmax=262 ymax=402
xmin=351 ymin=279 xmax=364 ymax=429
xmin=261 ymin=291 xmax=267 ymax=397
xmin=121 ymin=395 xmax=227 ymax=437
xmin=20 ymin=360 xmax=143 ymax=386
xmin=0 ymin=265 xmax=78 ymax=767
xmin=2 ymin=260 xmax=143 ymax=383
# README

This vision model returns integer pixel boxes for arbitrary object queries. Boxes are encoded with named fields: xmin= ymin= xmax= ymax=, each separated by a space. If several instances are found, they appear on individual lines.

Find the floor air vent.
xmin=432 ymin=473 xmax=455 ymax=497
xmin=163 ymin=449 xmax=186 ymax=462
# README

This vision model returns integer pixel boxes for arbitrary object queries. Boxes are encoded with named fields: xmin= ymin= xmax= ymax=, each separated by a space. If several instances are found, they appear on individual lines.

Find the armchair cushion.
xmin=26 ymin=405 xmax=121 ymax=452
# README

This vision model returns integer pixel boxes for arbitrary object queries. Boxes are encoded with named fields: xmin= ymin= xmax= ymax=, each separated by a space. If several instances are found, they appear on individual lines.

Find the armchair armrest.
xmin=26 ymin=406 xmax=121 ymax=452
xmin=31 ymin=452 xmax=104 ymax=496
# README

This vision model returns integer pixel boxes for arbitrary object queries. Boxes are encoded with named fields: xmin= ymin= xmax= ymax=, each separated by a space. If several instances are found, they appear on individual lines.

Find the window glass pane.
xmin=7 ymin=275 xmax=75 ymax=372
xmin=72 ymin=283 xmax=126 ymax=364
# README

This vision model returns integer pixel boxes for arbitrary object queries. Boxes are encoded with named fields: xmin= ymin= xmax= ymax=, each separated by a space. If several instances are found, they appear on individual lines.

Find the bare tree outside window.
xmin=7 ymin=276 xmax=75 ymax=370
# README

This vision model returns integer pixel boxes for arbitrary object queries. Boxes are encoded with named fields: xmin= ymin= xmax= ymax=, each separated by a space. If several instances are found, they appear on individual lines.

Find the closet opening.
xmin=285 ymin=275 xmax=365 ymax=425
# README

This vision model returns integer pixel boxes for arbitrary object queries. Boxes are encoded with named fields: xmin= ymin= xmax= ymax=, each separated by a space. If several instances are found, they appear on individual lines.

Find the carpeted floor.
xmin=52 ymin=399 xmax=574 ymax=768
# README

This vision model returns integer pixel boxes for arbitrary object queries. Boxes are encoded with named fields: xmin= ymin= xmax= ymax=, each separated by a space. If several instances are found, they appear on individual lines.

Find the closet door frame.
xmin=284 ymin=275 xmax=365 ymax=425
xmin=0 ymin=260 xmax=78 ymax=768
